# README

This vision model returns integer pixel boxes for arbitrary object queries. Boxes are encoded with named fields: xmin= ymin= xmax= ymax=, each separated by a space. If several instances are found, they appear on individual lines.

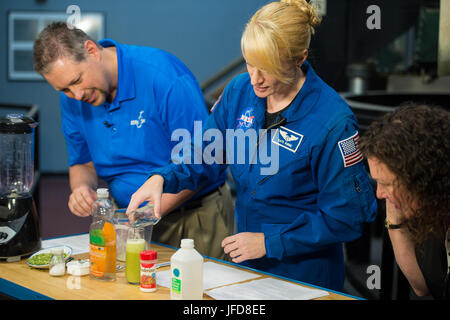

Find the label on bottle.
xmin=140 ymin=266 xmax=156 ymax=291
xmin=90 ymin=229 xmax=105 ymax=246
xmin=171 ymin=267 xmax=182 ymax=295
xmin=89 ymin=243 xmax=106 ymax=277
xmin=89 ymin=222 xmax=116 ymax=279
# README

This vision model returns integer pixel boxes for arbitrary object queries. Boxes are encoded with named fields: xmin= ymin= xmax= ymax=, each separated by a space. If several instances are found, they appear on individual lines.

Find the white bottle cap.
xmin=180 ymin=239 xmax=194 ymax=248
xmin=50 ymin=248 xmax=64 ymax=255
xmin=97 ymin=188 xmax=109 ymax=198
xmin=67 ymin=260 xmax=90 ymax=276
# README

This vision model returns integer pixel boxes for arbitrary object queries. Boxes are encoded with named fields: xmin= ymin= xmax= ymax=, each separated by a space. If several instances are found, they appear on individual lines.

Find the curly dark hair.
xmin=359 ymin=103 xmax=450 ymax=245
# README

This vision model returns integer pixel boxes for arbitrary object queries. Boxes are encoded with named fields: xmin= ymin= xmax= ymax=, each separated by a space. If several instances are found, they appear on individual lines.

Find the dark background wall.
xmin=308 ymin=0 xmax=422 ymax=91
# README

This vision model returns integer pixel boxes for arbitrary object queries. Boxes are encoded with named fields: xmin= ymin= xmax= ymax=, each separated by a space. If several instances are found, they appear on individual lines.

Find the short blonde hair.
xmin=241 ymin=0 xmax=321 ymax=84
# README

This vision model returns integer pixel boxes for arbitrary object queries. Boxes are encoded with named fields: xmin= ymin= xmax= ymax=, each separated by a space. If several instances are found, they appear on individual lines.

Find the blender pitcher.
xmin=0 ymin=114 xmax=36 ymax=196
xmin=0 ymin=114 xmax=41 ymax=261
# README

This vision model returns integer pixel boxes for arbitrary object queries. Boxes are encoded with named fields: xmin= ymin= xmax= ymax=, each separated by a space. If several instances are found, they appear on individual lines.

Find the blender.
xmin=0 ymin=114 xmax=41 ymax=262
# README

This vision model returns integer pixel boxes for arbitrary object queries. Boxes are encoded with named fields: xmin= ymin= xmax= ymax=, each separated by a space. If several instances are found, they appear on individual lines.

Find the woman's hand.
xmin=126 ymin=175 xmax=164 ymax=218
xmin=221 ymin=232 xmax=266 ymax=263
xmin=385 ymin=198 xmax=405 ymax=225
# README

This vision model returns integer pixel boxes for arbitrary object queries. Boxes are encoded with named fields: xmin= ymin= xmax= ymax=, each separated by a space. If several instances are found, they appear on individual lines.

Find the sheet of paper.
xmin=157 ymin=261 xmax=261 ymax=290
xmin=42 ymin=233 xmax=90 ymax=255
xmin=205 ymin=277 xmax=329 ymax=300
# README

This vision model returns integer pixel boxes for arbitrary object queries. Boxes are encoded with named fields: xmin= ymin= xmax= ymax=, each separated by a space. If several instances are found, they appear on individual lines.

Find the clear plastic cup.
xmin=113 ymin=206 xmax=159 ymax=262
xmin=113 ymin=209 xmax=130 ymax=262
xmin=128 ymin=204 xmax=161 ymax=228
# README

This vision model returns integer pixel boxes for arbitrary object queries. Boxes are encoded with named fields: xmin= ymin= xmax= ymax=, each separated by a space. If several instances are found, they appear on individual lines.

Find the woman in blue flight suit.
xmin=127 ymin=0 xmax=377 ymax=291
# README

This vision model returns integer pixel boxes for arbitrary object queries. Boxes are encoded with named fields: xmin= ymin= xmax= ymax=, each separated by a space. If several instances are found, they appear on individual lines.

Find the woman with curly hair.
xmin=359 ymin=103 xmax=450 ymax=299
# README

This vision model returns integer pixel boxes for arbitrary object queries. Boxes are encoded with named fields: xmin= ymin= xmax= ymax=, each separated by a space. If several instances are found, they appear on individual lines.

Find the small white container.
xmin=170 ymin=239 xmax=203 ymax=300
xmin=67 ymin=260 xmax=90 ymax=276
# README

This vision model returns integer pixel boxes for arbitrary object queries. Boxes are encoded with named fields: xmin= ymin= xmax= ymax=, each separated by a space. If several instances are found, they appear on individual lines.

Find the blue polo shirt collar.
xmin=99 ymin=39 xmax=136 ymax=111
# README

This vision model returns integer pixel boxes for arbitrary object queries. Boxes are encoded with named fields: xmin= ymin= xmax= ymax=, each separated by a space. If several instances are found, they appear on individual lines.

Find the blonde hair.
xmin=241 ymin=0 xmax=321 ymax=84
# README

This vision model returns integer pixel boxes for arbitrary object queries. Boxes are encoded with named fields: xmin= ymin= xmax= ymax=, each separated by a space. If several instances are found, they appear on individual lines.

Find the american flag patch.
xmin=338 ymin=132 xmax=363 ymax=167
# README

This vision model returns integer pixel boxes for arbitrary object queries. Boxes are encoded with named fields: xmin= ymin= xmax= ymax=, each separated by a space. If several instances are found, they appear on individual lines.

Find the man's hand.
xmin=68 ymin=162 xmax=98 ymax=217
xmin=127 ymin=175 xmax=164 ymax=218
xmin=221 ymin=232 xmax=266 ymax=263
xmin=68 ymin=185 xmax=97 ymax=217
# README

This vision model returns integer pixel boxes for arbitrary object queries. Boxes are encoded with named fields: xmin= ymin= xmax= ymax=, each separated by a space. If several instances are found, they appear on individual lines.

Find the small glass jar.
xmin=49 ymin=248 xmax=66 ymax=277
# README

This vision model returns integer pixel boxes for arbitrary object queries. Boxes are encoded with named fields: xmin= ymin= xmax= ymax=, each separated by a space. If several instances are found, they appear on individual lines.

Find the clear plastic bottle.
xmin=49 ymin=248 xmax=65 ymax=277
xmin=170 ymin=239 xmax=203 ymax=300
xmin=89 ymin=188 xmax=116 ymax=281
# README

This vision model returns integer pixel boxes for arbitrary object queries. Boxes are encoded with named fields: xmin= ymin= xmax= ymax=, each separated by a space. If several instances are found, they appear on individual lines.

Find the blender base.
xmin=0 ymin=196 xmax=41 ymax=261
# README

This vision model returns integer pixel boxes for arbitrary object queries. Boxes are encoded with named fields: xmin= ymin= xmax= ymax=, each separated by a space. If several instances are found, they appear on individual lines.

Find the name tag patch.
xmin=272 ymin=126 xmax=304 ymax=153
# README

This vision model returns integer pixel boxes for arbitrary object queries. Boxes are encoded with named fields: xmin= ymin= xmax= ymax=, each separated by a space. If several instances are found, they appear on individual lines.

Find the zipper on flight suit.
xmin=252 ymin=116 xmax=287 ymax=193
xmin=251 ymin=116 xmax=287 ymax=165
xmin=354 ymin=178 xmax=361 ymax=192
xmin=256 ymin=116 xmax=287 ymax=147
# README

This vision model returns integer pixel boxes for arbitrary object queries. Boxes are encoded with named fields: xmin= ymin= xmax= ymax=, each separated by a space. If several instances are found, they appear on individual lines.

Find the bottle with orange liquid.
xmin=89 ymin=188 xmax=116 ymax=281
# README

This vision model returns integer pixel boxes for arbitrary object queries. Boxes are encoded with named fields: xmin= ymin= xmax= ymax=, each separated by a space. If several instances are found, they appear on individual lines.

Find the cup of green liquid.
xmin=126 ymin=227 xmax=146 ymax=284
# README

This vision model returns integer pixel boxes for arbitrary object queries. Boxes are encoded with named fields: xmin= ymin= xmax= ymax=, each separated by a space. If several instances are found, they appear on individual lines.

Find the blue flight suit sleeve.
xmin=60 ymin=93 xmax=92 ymax=166
xmin=264 ymin=115 xmax=378 ymax=260
xmin=150 ymin=82 xmax=231 ymax=193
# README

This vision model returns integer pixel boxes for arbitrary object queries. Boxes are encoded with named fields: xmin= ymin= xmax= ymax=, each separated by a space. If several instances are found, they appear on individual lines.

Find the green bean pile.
xmin=28 ymin=252 xmax=68 ymax=265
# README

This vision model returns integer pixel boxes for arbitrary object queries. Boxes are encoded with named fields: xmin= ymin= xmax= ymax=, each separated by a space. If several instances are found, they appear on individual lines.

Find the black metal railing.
xmin=201 ymin=56 xmax=246 ymax=111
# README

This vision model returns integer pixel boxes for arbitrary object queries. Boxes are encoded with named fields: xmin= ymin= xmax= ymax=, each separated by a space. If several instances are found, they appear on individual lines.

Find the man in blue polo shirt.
xmin=33 ymin=22 xmax=235 ymax=259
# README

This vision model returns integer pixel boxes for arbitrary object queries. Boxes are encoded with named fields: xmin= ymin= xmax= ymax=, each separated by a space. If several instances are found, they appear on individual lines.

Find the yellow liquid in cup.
xmin=125 ymin=239 xmax=145 ymax=284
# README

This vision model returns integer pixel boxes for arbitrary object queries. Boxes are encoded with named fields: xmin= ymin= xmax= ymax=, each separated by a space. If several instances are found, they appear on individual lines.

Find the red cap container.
xmin=140 ymin=250 xmax=157 ymax=267
xmin=140 ymin=250 xmax=157 ymax=292
xmin=140 ymin=250 xmax=157 ymax=260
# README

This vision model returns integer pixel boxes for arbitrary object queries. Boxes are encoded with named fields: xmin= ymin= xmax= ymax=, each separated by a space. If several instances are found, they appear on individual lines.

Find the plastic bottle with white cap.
xmin=49 ymin=248 xmax=65 ymax=277
xmin=89 ymin=188 xmax=116 ymax=281
xmin=170 ymin=239 xmax=203 ymax=300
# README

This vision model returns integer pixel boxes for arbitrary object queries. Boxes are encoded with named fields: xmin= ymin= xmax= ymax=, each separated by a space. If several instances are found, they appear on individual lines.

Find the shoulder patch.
xmin=338 ymin=131 xmax=363 ymax=167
